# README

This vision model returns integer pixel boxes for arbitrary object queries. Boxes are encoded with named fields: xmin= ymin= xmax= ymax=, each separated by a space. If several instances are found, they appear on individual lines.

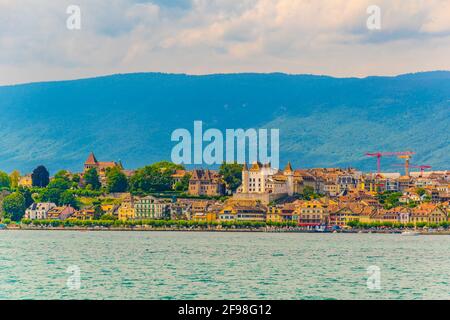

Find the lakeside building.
xmin=219 ymin=199 xmax=267 ymax=222
xmin=118 ymin=194 xmax=135 ymax=221
xmin=24 ymin=203 xmax=57 ymax=220
xmin=47 ymin=206 xmax=76 ymax=220
xmin=134 ymin=196 xmax=171 ymax=220
xmin=296 ymin=200 xmax=329 ymax=226
xmin=73 ymin=208 xmax=95 ymax=220
xmin=409 ymin=203 xmax=447 ymax=224
xmin=188 ymin=169 xmax=225 ymax=196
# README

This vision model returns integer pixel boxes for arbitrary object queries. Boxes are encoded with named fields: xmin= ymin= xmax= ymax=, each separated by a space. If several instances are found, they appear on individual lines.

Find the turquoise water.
xmin=1 ymin=231 xmax=449 ymax=300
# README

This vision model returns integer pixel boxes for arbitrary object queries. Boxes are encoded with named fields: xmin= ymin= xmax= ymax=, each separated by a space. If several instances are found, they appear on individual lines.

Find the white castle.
xmin=234 ymin=162 xmax=295 ymax=204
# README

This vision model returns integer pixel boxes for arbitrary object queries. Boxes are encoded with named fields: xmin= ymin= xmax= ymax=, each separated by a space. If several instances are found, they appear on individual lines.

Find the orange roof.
xmin=85 ymin=152 xmax=98 ymax=165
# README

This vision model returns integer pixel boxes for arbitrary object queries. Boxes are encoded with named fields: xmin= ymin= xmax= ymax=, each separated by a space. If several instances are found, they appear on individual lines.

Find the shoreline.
xmin=3 ymin=226 xmax=450 ymax=235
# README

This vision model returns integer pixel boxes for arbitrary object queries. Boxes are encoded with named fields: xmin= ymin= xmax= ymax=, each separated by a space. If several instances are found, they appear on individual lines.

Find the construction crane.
xmin=365 ymin=151 xmax=415 ymax=175
xmin=392 ymin=163 xmax=432 ymax=176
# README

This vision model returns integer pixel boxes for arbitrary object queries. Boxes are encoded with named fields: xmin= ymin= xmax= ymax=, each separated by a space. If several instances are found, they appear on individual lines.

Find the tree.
xmin=59 ymin=191 xmax=78 ymax=208
xmin=84 ymin=168 xmax=101 ymax=190
xmin=2 ymin=192 xmax=26 ymax=221
xmin=302 ymin=186 xmax=315 ymax=200
xmin=219 ymin=162 xmax=243 ymax=192
xmin=42 ymin=188 xmax=62 ymax=204
xmin=129 ymin=165 xmax=174 ymax=194
xmin=9 ymin=170 xmax=20 ymax=189
xmin=0 ymin=171 xmax=11 ymax=189
xmin=92 ymin=199 xmax=104 ymax=220
xmin=174 ymin=173 xmax=191 ymax=192
xmin=47 ymin=178 xmax=71 ymax=191
xmin=31 ymin=165 xmax=50 ymax=187
xmin=54 ymin=170 xmax=71 ymax=182
xmin=151 ymin=161 xmax=184 ymax=173
xmin=106 ymin=167 xmax=128 ymax=193
xmin=18 ymin=187 xmax=34 ymax=208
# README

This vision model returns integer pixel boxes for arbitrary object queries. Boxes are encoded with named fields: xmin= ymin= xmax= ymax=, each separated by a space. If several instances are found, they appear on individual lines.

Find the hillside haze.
xmin=0 ymin=71 xmax=449 ymax=174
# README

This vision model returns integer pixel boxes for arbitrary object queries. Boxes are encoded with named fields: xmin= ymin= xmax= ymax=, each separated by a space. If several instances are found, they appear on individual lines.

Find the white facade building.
xmin=25 ymin=202 xmax=57 ymax=220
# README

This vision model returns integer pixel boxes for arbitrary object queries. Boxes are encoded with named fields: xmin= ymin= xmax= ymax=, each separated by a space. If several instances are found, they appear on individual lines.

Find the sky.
xmin=1 ymin=0 xmax=450 ymax=85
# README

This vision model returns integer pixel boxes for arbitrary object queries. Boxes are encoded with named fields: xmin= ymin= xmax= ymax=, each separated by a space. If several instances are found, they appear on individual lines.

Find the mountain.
xmin=0 ymin=71 xmax=449 ymax=174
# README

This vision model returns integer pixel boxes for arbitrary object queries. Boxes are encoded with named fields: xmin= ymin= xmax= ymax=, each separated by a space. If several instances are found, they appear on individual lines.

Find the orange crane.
xmin=365 ymin=151 xmax=415 ymax=175
xmin=392 ymin=163 xmax=432 ymax=177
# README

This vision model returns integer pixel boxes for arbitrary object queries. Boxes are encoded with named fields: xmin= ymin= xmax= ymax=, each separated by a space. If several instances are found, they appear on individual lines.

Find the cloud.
xmin=0 ymin=0 xmax=450 ymax=85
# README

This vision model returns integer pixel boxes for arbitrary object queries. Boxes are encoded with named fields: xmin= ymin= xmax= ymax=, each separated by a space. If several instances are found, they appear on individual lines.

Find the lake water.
xmin=1 ymin=230 xmax=449 ymax=300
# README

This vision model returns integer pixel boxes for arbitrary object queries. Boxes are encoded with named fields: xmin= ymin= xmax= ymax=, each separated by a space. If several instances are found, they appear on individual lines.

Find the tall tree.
xmin=106 ymin=167 xmax=128 ymax=193
xmin=18 ymin=187 xmax=34 ymax=208
xmin=84 ymin=168 xmax=101 ymax=190
xmin=0 ymin=171 xmax=11 ymax=189
xmin=219 ymin=162 xmax=243 ymax=192
xmin=2 ymin=192 xmax=26 ymax=221
xmin=31 ymin=165 xmax=50 ymax=187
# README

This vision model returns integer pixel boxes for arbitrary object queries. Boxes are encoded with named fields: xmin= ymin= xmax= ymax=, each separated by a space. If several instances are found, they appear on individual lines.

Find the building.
xmin=296 ymin=200 xmax=329 ymax=226
xmin=118 ymin=195 xmax=135 ymax=221
xmin=234 ymin=162 xmax=296 ymax=204
xmin=25 ymin=202 xmax=57 ymax=220
xmin=47 ymin=206 xmax=76 ymax=220
xmin=219 ymin=199 xmax=267 ymax=222
xmin=409 ymin=203 xmax=447 ymax=225
xmin=73 ymin=208 xmax=95 ymax=220
xmin=134 ymin=196 xmax=170 ymax=220
xmin=83 ymin=152 xmax=121 ymax=185
xmin=18 ymin=175 xmax=32 ymax=188
xmin=188 ymin=169 xmax=225 ymax=196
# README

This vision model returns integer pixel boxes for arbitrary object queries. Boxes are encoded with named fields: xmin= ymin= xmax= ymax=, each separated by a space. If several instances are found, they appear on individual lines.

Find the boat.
xmin=0 ymin=224 xmax=7 ymax=230
xmin=401 ymin=230 xmax=420 ymax=236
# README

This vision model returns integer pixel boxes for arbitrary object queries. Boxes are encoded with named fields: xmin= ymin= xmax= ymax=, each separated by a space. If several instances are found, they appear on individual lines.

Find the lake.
xmin=1 ymin=230 xmax=449 ymax=300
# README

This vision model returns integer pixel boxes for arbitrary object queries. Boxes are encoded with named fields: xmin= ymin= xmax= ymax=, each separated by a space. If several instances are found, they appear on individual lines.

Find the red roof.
xmin=85 ymin=152 xmax=98 ymax=165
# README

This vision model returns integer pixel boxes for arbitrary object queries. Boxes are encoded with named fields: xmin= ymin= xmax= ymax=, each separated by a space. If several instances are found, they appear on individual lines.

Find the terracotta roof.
xmin=85 ymin=152 xmax=98 ymax=165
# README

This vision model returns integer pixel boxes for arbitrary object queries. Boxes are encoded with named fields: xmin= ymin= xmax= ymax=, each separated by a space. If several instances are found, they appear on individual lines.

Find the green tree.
xmin=54 ymin=170 xmax=71 ymax=182
xmin=129 ymin=165 xmax=174 ymax=194
xmin=302 ymin=186 xmax=315 ymax=200
xmin=151 ymin=161 xmax=184 ymax=172
xmin=106 ymin=167 xmax=128 ymax=193
xmin=0 ymin=171 xmax=11 ymax=189
xmin=2 ymin=192 xmax=26 ymax=221
xmin=219 ymin=162 xmax=243 ymax=192
xmin=31 ymin=165 xmax=50 ymax=187
xmin=92 ymin=200 xmax=104 ymax=220
xmin=47 ymin=178 xmax=71 ymax=191
xmin=72 ymin=174 xmax=80 ymax=184
xmin=84 ymin=168 xmax=101 ymax=190
xmin=59 ymin=191 xmax=78 ymax=208
xmin=17 ymin=187 xmax=34 ymax=208
xmin=174 ymin=173 xmax=191 ymax=192
xmin=41 ymin=188 xmax=62 ymax=204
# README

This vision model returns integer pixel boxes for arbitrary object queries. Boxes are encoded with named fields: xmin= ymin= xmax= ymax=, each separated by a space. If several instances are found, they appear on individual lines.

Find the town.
xmin=0 ymin=152 xmax=449 ymax=232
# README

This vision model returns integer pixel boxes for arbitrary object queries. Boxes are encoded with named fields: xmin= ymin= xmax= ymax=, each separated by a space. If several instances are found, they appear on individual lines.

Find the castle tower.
xmin=84 ymin=152 xmax=98 ymax=172
xmin=242 ymin=162 xmax=249 ymax=193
